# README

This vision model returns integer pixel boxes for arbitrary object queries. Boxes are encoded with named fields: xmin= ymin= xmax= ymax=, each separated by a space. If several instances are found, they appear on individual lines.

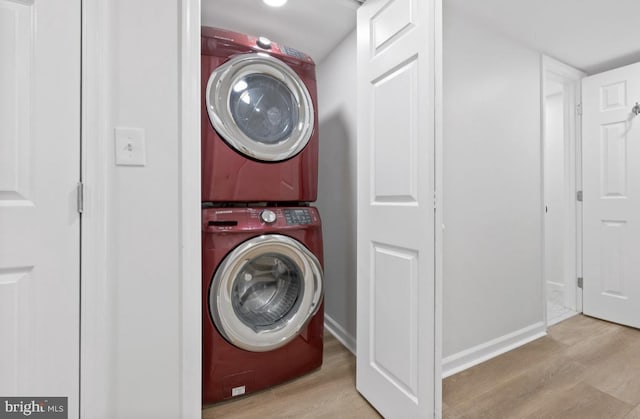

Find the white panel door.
xmin=582 ymin=62 xmax=640 ymax=328
xmin=0 ymin=0 xmax=80 ymax=414
xmin=356 ymin=0 xmax=439 ymax=417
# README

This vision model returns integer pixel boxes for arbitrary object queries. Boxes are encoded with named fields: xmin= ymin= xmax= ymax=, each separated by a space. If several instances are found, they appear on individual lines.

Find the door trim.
xmin=80 ymin=1 xmax=202 ymax=417
xmin=80 ymin=0 xmax=112 ymax=416
xmin=540 ymin=55 xmax=585 ymax=328
xmin=178 ymin=0 xmax=202 ymax=416
xmin=434 ymin=0 xmax=443 ymax=416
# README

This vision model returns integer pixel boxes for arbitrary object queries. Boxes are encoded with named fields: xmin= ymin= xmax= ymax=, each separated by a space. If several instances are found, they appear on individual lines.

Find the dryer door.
xmin=206 ymin=54 xmax=314 ymax=162
xmin=209 ymin=234 xmax=323 ymax=352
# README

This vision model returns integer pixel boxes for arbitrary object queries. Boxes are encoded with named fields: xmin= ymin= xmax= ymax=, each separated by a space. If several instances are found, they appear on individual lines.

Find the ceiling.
xmin=447 ymin=0 xmax=640 ymax=75
xmin=202 ymin=0 xmax=358 ymax=63
xmin=203 ymin=0 xmax=640 ymax=75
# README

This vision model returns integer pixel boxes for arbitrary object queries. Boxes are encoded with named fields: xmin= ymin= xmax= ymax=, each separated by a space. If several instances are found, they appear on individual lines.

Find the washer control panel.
xmin=283 ymin=208 xmax=312 ymax=225
xmin=203 ymin=207 xmax=319 ymax=231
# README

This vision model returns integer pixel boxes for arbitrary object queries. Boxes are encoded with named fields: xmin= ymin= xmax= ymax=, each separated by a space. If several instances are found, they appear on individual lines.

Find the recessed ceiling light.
xmin=263 ymin=0 xmax=287 ymax=7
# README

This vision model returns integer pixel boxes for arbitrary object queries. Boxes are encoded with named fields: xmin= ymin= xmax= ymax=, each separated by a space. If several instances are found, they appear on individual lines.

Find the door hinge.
xmin=576 ymin=103 xmax=583 ymax=116
xmin=577 ymin=190 xmax=583 ymax=202
xmin=77 ymin=181 xmax=84 ymax=214
xmin=577 ymin=277 xmax=583 ymax=289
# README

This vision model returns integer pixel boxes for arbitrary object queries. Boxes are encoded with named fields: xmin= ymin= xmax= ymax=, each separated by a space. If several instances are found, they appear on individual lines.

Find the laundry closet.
xmin=199 ymin=0 xmax=360 ymax=407
xmin=201 ymin=0 xmax=360 ymax=353
xmin=200 ymin=0 xmax=438 ymax=415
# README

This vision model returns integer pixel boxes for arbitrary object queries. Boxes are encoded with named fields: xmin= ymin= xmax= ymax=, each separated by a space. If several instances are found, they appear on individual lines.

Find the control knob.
xmin=256 ymin=36 xmax=272 ymax=50
xmin=260 ymin=209 xmax=277 ymax=224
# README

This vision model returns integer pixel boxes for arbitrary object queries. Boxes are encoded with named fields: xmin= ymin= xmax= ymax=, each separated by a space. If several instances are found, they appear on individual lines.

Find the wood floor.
xmin=444 ymin=315 xmax=640 ymax=419
xmin=203 ymin=315 xmax=640 ymax=418
xmin=202 ymin=333 xmax=381 ymax=419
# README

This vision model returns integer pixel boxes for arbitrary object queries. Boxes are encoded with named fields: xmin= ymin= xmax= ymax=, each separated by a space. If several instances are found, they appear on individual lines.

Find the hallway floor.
xmin=444 ymin=315 xmax=640 ymax=419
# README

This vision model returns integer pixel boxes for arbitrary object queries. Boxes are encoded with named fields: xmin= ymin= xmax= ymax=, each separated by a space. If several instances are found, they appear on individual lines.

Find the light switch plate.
xmin=115 ymin=127 xmax=146 ymax=166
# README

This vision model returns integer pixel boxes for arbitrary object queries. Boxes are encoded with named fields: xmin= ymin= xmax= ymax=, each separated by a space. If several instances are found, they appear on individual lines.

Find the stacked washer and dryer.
xmin=200 ymin=26 xmax=325 ymax=404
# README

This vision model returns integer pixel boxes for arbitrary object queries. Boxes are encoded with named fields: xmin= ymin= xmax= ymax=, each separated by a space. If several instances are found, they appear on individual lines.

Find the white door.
xmin=582 ymin=61 xmax=640 ymax=328
xmin=0 ymin=0 xmax=81 ymax=414
xmin=356 ymin=0 xmax=439 ymax=417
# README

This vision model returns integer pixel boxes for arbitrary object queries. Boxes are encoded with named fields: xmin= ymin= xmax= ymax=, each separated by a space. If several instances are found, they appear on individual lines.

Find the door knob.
xmin=633 ymin=102 xmax=640 ymax=116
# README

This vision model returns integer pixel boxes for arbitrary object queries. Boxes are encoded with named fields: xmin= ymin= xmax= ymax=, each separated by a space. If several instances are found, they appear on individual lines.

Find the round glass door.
xmin=210 ymin=235 xmax=323 ymax=352
xmin=231 ymin=252 xmax=302 ymax=331
xmin=206 ymin=54 xmax=314 ymax=162
xmin=229 ymin=74 xmax=298 ymax=145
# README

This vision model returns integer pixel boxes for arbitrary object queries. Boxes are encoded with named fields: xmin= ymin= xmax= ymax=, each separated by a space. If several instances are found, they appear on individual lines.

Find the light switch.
xmin=115 ymin=127 xmax=146 ymax=166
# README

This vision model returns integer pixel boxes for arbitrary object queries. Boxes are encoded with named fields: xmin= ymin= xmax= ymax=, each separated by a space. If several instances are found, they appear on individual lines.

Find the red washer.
xmin=201 ymin=27 xmax=319 ymax=203
xmin=202 ymin=206 xmax=324 ymax=404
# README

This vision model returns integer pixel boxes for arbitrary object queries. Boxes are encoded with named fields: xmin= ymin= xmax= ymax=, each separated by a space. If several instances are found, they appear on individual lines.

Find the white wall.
xmin=316 ymin=30 xmax=358 ymax=352
xmin=103 ymin=1 xmax=185 ymax=417
xmin=443 ymin=5 xmax=544 ymax=369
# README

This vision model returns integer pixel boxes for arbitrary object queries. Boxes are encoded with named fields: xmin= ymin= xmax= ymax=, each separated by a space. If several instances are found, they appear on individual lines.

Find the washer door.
xmin=206 ymin=53 xmax=314 ymax=162
xmin=210 ymin=234 xmax=323 ymax=352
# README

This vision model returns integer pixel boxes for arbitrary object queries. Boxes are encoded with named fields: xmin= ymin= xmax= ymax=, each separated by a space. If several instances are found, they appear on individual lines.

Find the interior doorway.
xmin=542 ymin=56 xmax=585 ymax=326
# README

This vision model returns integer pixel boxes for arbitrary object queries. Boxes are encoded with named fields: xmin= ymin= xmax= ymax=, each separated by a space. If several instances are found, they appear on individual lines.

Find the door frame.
xmin=80 ymin=0 xmax=111 ymax=416
xmin=540 ymin=55 xmax=585 ymax=327
xmin=178 ymin=0 xmax=202 ymax=416
xmin=434 ymin=0 xmax=444 ymax=415
xmin=80 ymin=0 xmax=202 ymax=417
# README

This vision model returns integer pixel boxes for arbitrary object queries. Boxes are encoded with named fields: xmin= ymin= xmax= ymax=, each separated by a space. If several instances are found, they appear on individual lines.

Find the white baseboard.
xmin=547 ymin=309 xmax=578 ymax=327
xmin=324 ymin=314 xmax=356 ymax=355
xmin=442 ymin=321 xmax=546 ymax=378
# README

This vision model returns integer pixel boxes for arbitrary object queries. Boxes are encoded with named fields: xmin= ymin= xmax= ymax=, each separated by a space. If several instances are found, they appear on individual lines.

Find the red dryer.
xmin=201 ymin=27 xmax=319 ymax=203
xmin=202 ymin=206 xmax=324 ymax=404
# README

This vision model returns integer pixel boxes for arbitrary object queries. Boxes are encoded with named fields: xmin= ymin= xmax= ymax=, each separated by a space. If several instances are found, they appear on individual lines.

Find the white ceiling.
xmin=202 ymin=0 xmax=358 ymax=63
xmin=203 ymin=0 xmax=640 ymax=75
xmin=447 ymin=0 xmax=640 ymax=75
